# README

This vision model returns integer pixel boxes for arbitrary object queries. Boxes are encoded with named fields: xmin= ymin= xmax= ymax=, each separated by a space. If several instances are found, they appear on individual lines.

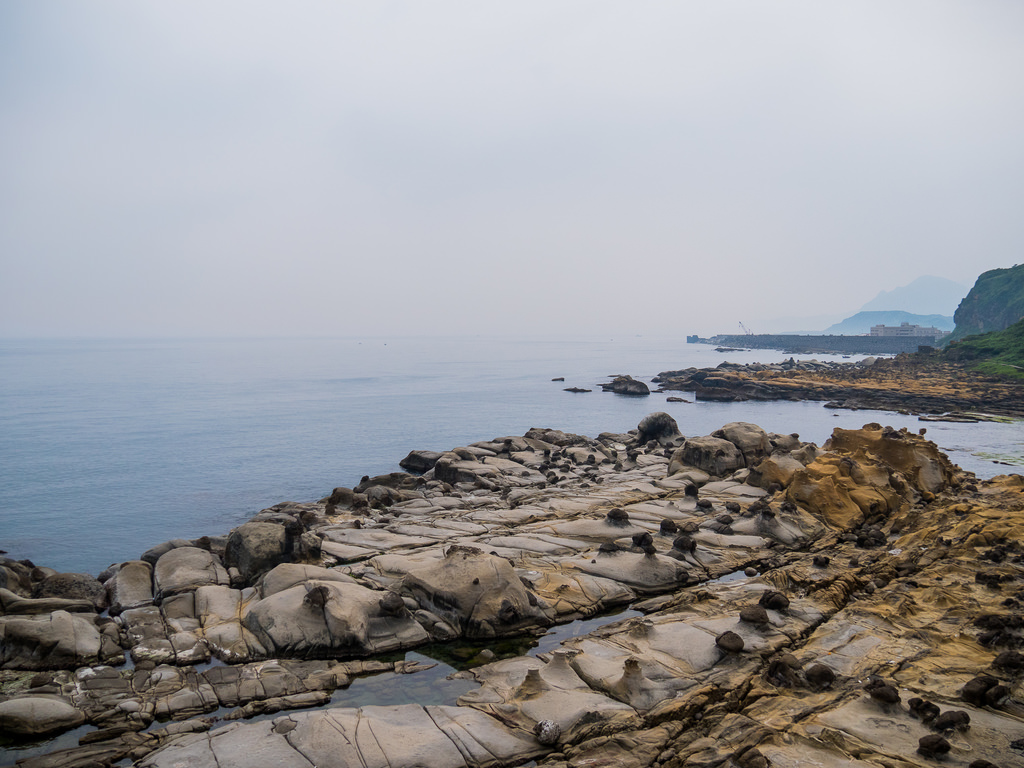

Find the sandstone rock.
xmin=153 ymin=547 xmax=229 ymax=602
xmin=401 ymin=546 xmax=553 ymax=638
xmin=224 ymin=522 xmax=291 ymax=584
xmin=0 ymin=695 xmax=86 ymax=736
xmin=672 ymin=437 xmax=745 ymax=477
xmin=712 ymin=422 xmax=770 ymax=466
xmin=31 ymin=572 xmax=107 ymax=611
xmin=636 ymin=412 xmax=681 ymax=446
xmin=242 ymin=579 xmax=428 ymax=657
xmin=106 ymin=560 xmax=154 ymax=615
xmin=0 ymin=587 xmax=95 ymax=615
xmin=0 ymin=610 xmax=119 ymax=669
xmin=749 ymin=454 xmax=806 ymax=490
xmin=399 ymin=450 xmax=445 ymax=473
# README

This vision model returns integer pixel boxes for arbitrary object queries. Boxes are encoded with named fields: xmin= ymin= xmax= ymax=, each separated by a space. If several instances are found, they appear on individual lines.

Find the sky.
xmin=2 ymin=2 xmax=1023 ymax=338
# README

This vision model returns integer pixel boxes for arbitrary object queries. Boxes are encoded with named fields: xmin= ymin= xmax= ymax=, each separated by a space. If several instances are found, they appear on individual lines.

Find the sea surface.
xmin=2 ymin=335 xmax=1022 ymax=576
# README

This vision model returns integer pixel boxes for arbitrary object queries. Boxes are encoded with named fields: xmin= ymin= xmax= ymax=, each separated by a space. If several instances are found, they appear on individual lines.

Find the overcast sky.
xmin=2 ymin=2 xmax=1022 ymax=338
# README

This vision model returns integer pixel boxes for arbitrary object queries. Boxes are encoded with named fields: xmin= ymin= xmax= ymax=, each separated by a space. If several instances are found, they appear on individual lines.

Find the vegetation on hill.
xmin=944 ymin=263 xmax=1024 ymax=343
xmin=941 ymin=318 xmax=1024 ymax=379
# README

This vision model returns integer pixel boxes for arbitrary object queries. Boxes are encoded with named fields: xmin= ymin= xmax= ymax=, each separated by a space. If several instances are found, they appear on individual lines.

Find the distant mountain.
xmin=860 ymin=275 xmax=968 ymax=316
xmin=945 ymin=264 xmax=1024 ymax=344
xmin=824 ymin=311 xmax=954 ymax=336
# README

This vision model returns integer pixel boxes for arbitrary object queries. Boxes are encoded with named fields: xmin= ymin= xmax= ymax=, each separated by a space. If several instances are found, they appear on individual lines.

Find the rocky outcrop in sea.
xmin=2 ymin=415 xmax=1023 ymax=768
xmin=652 ymin=354 xmax=1024 ymax=420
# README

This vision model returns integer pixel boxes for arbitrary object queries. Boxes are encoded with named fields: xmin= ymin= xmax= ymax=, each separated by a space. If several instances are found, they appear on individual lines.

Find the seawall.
xmin=709 ymin=333 xmax=938 ymax=355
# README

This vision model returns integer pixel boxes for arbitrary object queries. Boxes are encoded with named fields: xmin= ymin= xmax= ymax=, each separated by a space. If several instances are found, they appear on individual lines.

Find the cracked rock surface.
xmin=2 ymin=418 xmax=1023 ymax=768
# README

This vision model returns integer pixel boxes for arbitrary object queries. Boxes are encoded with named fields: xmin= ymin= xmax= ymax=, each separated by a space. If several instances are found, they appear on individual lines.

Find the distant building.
xmin=869 ymin=322 xmax=943 ymax=338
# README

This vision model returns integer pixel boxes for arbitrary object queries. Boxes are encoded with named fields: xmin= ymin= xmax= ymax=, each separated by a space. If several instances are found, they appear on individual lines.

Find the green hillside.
xmin=942 ymin=319 xmax=1024 ymax=379
xmin=945 ymin=263 xmax=1024 ymax=343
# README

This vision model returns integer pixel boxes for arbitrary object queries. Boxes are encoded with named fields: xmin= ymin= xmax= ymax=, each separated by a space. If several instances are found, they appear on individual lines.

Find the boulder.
xmin=399 ymin=450 xmax=444 ymax=473
xmin=0 ymin=588 xmax=95 ymax=615
xmin=242 ymin=580 xmax=429 ymax=658
xmin=224 ymin=522 xmax=291 ymax=584
xmin=401 ymin=546 xmax=554 ymax=638
xmin=712 ymin=423 xmax=770 ymax=467
xmin=825 ymin=425 xmax=956 ymax=495
xmin=258 ymin=563 xmax=356 ymax=597
xmin=672 ymin=437 xmax=745 ymax=477
xmin=0 ymin=695 xmax=86 ymax=736
xmin=636 ymin=412 xmax=682 ymax=446
xmin=749 ymin=454 xmax=806 ymax=490
xmin=32 ymin=572 xmax=107 ymax=611
xmin=106 ymin=560 xmax=154 ymax=615
xmin=153 ymin=547 xmax=230 ymax=600
xmin=0 ymin=610 xmax=120 ymax=670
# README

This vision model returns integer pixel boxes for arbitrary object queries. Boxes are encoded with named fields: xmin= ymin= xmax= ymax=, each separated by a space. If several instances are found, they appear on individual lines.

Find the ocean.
xmin=1 ymin=336 xmax=1021 ymax=576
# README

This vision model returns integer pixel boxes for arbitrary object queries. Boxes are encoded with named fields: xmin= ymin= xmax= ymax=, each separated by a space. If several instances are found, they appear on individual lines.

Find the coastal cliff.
xmin=2 ymin=416 xmax=1023 ymax=768
xmin=945 ymin=263 xmax=1024 ymax=344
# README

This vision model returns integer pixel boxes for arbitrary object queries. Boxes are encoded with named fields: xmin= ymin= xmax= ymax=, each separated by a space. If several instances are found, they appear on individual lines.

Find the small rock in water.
xmin=744 ymin=567 xmax=758 ymax=577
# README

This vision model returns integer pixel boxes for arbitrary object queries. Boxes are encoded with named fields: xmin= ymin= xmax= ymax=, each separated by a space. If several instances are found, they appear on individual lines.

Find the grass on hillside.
xmin=943 ymin=319 xmax=1024 ymax=379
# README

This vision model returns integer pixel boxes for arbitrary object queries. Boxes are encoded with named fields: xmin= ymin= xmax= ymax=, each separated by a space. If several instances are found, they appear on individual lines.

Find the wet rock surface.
xmin=2 ymin=417 xmax=1024 ymax=768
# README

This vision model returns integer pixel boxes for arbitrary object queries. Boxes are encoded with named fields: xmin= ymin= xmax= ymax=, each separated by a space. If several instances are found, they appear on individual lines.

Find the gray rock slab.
xmin=0 ymin=695 xmax=86 ymax=736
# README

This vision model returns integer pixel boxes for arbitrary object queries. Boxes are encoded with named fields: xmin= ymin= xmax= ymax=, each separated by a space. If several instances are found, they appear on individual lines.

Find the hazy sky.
xmin=2 ymin=2 xmax=1022 ymax=337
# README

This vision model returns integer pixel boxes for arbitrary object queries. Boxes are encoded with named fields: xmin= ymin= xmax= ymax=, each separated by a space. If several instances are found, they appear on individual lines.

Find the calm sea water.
xmin=2 ymin=336 xmax=1021 ymax=576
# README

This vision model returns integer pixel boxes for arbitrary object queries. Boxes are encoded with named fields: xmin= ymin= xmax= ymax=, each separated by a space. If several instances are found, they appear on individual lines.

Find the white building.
xmin=869 ymin=322 xmax=943 ymax=338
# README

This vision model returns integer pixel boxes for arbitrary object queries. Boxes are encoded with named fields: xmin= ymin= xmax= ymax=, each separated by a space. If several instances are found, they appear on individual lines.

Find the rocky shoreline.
xmin=2 ymin=414 xmax=1024 ymax=768
xmin=651 ymin=354 xmax=1024 ymax=420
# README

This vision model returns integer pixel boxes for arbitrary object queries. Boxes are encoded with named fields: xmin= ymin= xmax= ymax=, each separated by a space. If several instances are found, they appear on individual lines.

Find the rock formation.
xmin=1 ymin=418 xmax=1023 ymax=768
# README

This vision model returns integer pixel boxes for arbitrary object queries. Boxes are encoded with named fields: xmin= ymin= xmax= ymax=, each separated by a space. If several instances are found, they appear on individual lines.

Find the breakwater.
xmin=709 ymin=334 xmax=938 ymax=354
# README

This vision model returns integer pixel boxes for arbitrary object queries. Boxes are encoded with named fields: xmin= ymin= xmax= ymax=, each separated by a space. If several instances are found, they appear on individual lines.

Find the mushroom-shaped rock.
xmin=804 ymin=663 xmax=836 ymax=691
xmin=932 ymin=709 xmax=970 ymax=732
xmin=739 ymin=605 xmax=770 ymax=626
xmin=608 ymin=657 xmax=672 ymax=711
xmin=400 ymin=546 xmax=553 ymax=638
xmin=637 ymin=412 xmax=681 ymax=446
xmin=716 ymin=631 xmax=744 ymax=653
xmin=864 ymin=677 xmax=900 ymax=707
xmin=908 ymin=697 xmax=941 ymax=722
xmin=758 ymin=590 xmax=790 ymax=611
xmin=961 ymin=674 xmax=998 ymax=706
xmin=917 ymin=734 xmax=951 ymax=759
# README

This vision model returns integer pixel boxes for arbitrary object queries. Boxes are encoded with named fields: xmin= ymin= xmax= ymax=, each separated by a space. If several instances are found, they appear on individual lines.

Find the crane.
xmin=738 ymin=322 xmax=753 ymax=336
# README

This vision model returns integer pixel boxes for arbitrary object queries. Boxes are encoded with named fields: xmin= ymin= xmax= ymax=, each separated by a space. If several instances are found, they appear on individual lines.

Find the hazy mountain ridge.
xmin=860 ymin=275 xmax=967 ymax=316
xmin=824 ymin=311 xmax=953 ymax=336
